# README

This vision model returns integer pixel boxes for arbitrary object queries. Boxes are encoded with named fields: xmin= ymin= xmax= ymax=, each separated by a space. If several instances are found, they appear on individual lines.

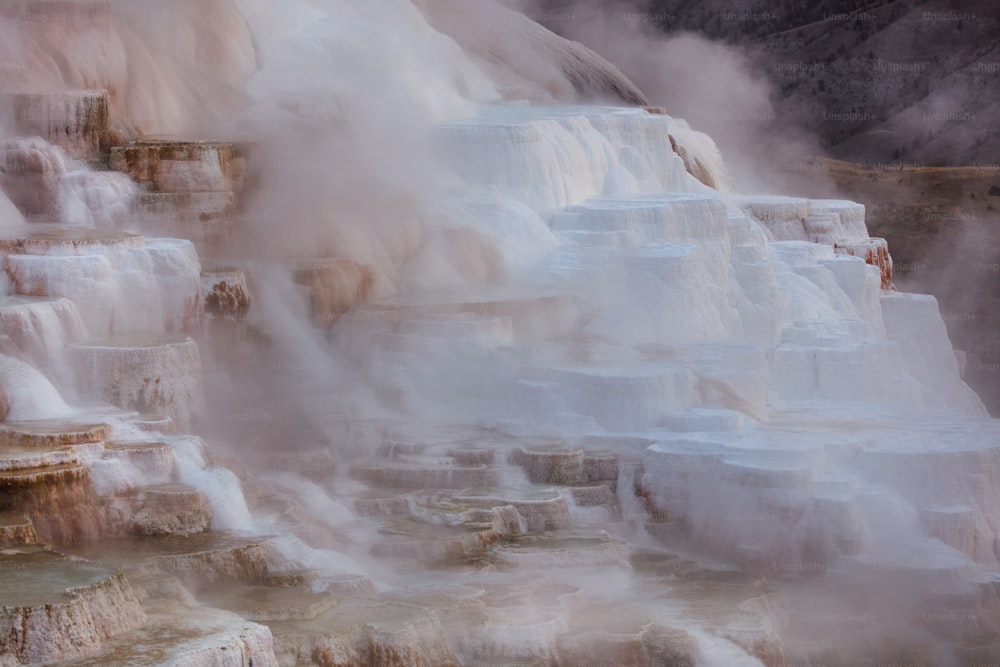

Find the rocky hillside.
xmin=526 ymin=0 xmax=1000 ymax=167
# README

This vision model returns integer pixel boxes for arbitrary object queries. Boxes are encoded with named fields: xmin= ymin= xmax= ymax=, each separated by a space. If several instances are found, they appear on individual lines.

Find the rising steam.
xmin=0 ymin=1 xmax=996 ymax=666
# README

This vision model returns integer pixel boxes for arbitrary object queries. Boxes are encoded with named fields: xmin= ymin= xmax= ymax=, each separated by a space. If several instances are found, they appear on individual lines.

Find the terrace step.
xmin=194 ymin=582 xmax=338 ymax=623
xmin=552 ymin=192 xmax=729 ymax=244
xmin=490 ymin=530 xmax=631 ymax=570
xmin=0 ymin=444 xmax=79 ymax=471
xmin=0 ymin=545 xmax=144 ymax=665
xmin=267 ymin=598 xmax=460 ymax=667
xmin=65 ymin=532 xmax=272 ymax=587
xmin=102 ymin=442 xmax=175 ymax=486
xmin=0 ymin=420 xmax=111 ymax=449
xmin=69 ymin=335 xmax=205 ymax=430
xmin=0 ymin=512 xmax=37 ymax=544
xmin=108 ymin=140 xmax=248 ymax=194
xmin=56 ymin=598 xmax=279 ymax=667
xmin=350 ymin=458 xmax=501 ymax=490
xmin=0 ymin=462 xmax=104 ymax=544
xmin=1 ymin=90 xmax=110 ymax=159
xmin=123 ymin=484 xmax=212 ymax=537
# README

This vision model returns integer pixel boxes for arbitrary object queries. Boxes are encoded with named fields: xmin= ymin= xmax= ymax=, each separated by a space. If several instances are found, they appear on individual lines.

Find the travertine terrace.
xmin=0 ymin=1 xmax=997 ymax=666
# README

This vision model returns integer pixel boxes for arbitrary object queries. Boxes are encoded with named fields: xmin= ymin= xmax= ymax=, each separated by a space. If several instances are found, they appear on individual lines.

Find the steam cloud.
xmin=0 ymin=2 xmax=996 ymax=665
xmin=504 ymin=0 xmax=836 ymax=195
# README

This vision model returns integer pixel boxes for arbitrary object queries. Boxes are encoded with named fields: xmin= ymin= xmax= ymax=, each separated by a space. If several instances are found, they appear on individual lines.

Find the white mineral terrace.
xmin=0 ymin=1 xmax=996 ymax=666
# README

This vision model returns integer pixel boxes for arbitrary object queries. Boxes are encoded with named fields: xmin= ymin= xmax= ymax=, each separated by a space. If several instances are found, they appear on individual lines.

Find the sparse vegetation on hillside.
xmin=531 ymin=0 xmax=1000 ymax=166
xmin=646 ymin=0 xmax=1000 ymax=166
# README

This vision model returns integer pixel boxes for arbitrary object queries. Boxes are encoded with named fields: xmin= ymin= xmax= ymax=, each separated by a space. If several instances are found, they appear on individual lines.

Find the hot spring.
xmin=0 ymin=1 xmax=997 ymax=666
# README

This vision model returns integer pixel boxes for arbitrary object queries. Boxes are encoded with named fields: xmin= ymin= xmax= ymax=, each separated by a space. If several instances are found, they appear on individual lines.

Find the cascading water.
xmin=0 ymin=1 xmax=997 ymax=666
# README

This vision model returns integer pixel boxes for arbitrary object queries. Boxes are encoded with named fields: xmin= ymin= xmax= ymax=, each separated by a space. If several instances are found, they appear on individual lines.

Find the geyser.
xmin=0 ymin=1 xmax=997 ymax=666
